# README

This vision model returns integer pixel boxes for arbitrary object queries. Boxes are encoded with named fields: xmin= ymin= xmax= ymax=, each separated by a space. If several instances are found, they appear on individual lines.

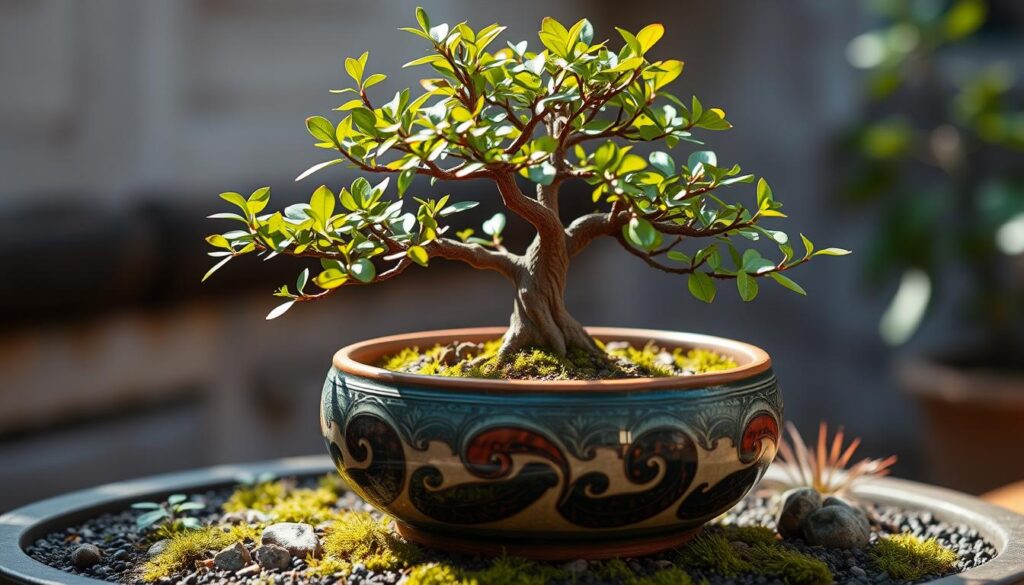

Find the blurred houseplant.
xmin=843 ymin=0 xmax=1024 ymax=492
xmin=203 ymin=8 xmax=847 ymax=556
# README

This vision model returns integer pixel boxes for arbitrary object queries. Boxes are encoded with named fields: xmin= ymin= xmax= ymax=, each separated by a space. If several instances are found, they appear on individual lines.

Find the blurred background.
xmin=1 ymin=0 xmax=1022 ymax=510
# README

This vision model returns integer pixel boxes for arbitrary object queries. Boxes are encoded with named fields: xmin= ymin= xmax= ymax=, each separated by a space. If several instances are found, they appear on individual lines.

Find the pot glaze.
xmin=320 ymin=328 xmax=782 ymax=559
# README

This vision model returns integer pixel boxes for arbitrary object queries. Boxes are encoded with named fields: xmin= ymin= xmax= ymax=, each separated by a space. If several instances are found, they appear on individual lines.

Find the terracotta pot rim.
xmin=899 ymin=355 xmax=1024 ymax=406
xmin=332 ymin=326 xmax=772 ymax=392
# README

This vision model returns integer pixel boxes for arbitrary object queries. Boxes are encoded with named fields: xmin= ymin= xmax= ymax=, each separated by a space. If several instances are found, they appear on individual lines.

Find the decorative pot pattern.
xmin=320 ymin=329 xmax=782 ymax=552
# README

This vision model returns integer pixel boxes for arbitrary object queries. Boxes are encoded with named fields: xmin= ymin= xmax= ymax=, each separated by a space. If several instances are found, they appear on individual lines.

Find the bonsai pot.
xmin=900 ymin=355 xmax=1024 ymax=494
xmin=321 ymin=327 xmax=783 ymax=559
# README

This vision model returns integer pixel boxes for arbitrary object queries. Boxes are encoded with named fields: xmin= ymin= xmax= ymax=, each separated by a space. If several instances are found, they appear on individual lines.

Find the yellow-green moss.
xmin=223 ymin=479 xmax=338 ymax=524
xmin=676 ymin=531 xmax=832 ymax=585
xmin=305 ymin=556 xmax=352 ymax=579
xmin=869 ymin=534 xmax=958 ymax=581
xmin=405 ymin=563 xmax=469 ymax=585
xmin=268 ymin=487 xmax=338 ymax=524
xmin=404 ymin=557 xmax=567 ymax=585
xmin=140 ymin=524 xmax=261 ymax=581
xmin=320 ymin=512 xmax=421 ymax=572
xmin=379 ymin=338 xmax=737 ymax=380
xmin=222 ymin=480 xmax=286 ymax=514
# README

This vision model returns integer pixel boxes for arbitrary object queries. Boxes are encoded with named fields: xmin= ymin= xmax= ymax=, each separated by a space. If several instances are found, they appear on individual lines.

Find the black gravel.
xmin=24 ymin=482 xmax=998 ymax=585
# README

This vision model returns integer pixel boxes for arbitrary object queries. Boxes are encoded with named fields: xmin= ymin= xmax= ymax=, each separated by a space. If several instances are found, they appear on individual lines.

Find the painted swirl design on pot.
xmin=321 ymin=363 xmax=781 ymax=541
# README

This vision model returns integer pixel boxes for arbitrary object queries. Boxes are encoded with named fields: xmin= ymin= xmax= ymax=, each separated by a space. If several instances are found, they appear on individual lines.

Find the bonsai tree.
xmin=204 ymin=8 xmax=848 ymax=361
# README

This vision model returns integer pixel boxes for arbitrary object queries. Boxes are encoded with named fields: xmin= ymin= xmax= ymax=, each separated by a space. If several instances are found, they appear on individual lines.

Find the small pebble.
xmin=70 ymin=544 xmax=102 ymax=569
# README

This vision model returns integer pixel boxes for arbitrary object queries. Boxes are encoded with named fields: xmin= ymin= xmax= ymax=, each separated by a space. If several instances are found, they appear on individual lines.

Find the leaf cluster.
xmin=204 ymin=7 xmax=849 ymax=314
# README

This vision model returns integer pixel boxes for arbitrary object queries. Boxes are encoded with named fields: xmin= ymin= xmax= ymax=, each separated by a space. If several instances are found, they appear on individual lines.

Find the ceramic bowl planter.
xmin=320 ymin=327 xmax=782 ymax=559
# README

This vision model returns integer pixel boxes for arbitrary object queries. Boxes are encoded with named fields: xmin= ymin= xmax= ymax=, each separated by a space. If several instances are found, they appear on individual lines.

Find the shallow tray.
xmin=1 ymin=456 xmax=1022 ymax=584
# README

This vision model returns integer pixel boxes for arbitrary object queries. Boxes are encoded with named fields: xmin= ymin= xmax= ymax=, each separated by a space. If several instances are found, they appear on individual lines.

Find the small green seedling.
xmin=132 ymin=494 xmax=204 ymax=537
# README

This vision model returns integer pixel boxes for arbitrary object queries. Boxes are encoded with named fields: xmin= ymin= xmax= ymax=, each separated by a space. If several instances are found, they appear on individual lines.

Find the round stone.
xmin=213 ymin=542 xmax=251 ymax=572
xmin=71 ymin=544 xmax=102 ymax=569
xmin=260 ymin=522 xmax=321 ymax=558
xmin=254 ymin=544 xmax=292 ymax=570
xmin=777 ymin=488 xmax=822 ymax=539
xmin=803 ymin=506 xmax=871 ymax=549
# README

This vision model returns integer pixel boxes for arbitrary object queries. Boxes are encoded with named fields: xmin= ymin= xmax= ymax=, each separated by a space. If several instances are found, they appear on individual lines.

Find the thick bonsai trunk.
xmin=500 ymin=234 xmax=601 ymax=359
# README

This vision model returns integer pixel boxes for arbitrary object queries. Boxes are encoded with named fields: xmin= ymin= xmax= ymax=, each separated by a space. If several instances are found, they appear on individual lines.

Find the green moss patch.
xmin=869 ymin=534 xmax=958 ymax=581
xmin=676 ymin=530 xmax=832 ymax=585
xmin=140 ymin=524 xmax=261 ymax=581
xmin=379 ymin=338 xmax=737 ymax=380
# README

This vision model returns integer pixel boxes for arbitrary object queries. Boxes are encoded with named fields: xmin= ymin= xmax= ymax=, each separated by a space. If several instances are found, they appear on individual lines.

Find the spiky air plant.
xmin=774 ymin=422 xmax=897 ymax=496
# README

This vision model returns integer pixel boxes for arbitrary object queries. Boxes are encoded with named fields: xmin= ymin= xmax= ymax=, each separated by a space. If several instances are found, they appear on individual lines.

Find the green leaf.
xmin=219 ymin=191 xmax=250 ymax=214
xmin=741 ymin=249 xmax=775 ymax=274
xmin=438 ymin=200 xmax=479 ymax=216
xmin=800 ymin=233 xmax=814 ymax=258
xmin=736 ymin=271 xmax=758 ymax=301
xmin=398 ymin=168 xmax=416 ymax=196
xmin=688 ymin=272 xmax=716 ymax=303
xmin=649 ymin=151 xmax=676 ymax=176
xmin=482 ymin=213 xmax=506 ymax=236
xmin=756 ymin=178 xmax=773 ymax=209
xmin=814 ymin=247 xmax=852 ymax=256
xmin=407 ymin=245 xmax=429 ymax=267
xmin=770 ymin=272 xmax=807 ymax=295
xmin=295 ymin=159 xmax=343 ymax=182
xmin=415 ymin=6 xmax=430 ymax=31
xmin=314 ymin=268 xmax=348 ymax=289
xmin=345 ymin=56 xmax=364 ymax=84
xmin=305 ymin=116 xmax=336 ymax=144
xmin=635 ymin=23 xmax=664 ymax=53
xmin=362 ymin=73 xmax=386 ymax=89
xmin=526 ymin=162 xmax=556 ymax=185
xmin=131 ymin=502 xmax=162 ymax=510
xmin=310 ymin=185 xmax=335 ymax=223
xmin=688 ymin=150 xmax=717 ymax=169
xmin=652 ymin=59 xmax=684 ymax=90
xmin=246 ymin=187 xmax=270 ymax=214
xmin=539 ymin=17 xmax=570 ymax=57
xmin=296 ymin=268 xmax=309 ymax=293
xmin=201 ymin=256 xmax=232 ymax=283
xmin=625 ymin=217 xmax=657 ymax=251
xmin=265 ymin=300 xmax=295 ymax=320
xmin=136 ymin=510 xmax=168 ymax=529
xmin=617 ymin=154 xmax=648 ymax=174
xmin=349 ymin=258 xmax=376 ymax=283
xmin=666 ymin=250 xmax=691 ymax=264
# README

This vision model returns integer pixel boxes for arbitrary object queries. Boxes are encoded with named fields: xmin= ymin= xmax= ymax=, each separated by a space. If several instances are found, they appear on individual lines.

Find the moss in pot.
xmin=202 ymin=8 xmax=850 ymax=558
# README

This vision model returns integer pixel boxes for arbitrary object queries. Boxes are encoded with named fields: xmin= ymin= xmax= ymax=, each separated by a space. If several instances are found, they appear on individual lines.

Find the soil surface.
xmin=23 ymin=476 xmax=996 ymax=585
xmin=377 ymin=339 xmax=739 ymax=380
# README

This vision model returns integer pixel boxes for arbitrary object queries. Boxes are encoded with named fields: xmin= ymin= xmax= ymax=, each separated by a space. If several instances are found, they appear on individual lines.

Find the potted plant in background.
xmin=841 ymin=0 xmax=1024 ymax=493
xmin=204 ymin=8 xmax=849 ymax=558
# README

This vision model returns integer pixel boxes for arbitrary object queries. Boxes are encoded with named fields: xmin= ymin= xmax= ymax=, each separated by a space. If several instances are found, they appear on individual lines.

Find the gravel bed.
xmin=24 ymin=482 xmax=997 ymax=585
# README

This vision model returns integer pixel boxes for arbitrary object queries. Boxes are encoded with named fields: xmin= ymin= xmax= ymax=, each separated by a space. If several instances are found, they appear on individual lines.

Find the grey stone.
xmin=803 ymin=506 xmax=871 ymax=549
xmin=213 ymin=542 xmax=251 ymax=572
xmin=254 ymin=544 xmax=292 ymax=570
xmin=850 ymin=566 xmax=867 ymax=578
xmin=71 ymin=544 xmax=102 ymax=569
xmin=777 ymin=488 xmax=822 ymax=539
xmin=147 ymin=539 xmax=170 ymax=556
xmin=823 ymin=496 xmax=871 ymax=532
xmin=261 ymin=522 xmax=322 ymax=559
